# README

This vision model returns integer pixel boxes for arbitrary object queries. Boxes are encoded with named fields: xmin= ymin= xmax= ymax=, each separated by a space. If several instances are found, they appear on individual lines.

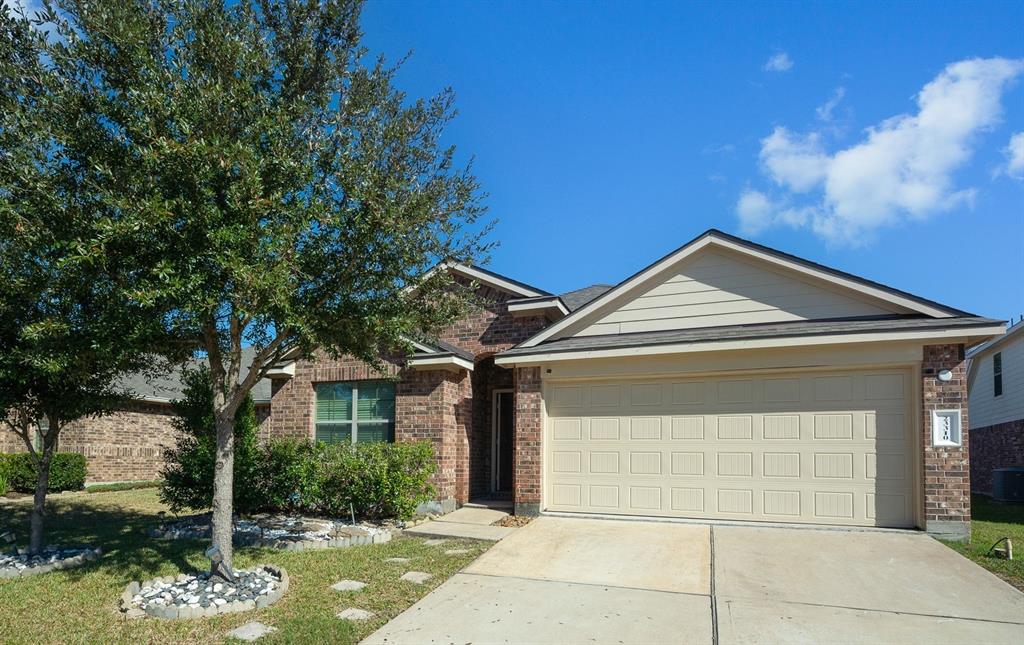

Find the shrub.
xmin=250 ymin=439 xmax=325 ymax=513
xmin=2 ymin=452 xmax=87 ymax=493
xmin=316 ymin=441 xmax=436 ymax=520
xmin=159 ymin=367 xmax=262 ymax=513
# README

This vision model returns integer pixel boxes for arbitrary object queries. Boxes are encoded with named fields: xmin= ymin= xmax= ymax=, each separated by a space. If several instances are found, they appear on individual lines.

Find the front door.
xmin=494 ymin=390 xmax=515 ymax=492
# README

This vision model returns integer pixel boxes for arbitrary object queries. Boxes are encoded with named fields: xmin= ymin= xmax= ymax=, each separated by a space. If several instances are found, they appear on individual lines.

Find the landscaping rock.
xmin=0 ymin=545 xmax=102 ymax=579
xmin=330 ymin=580 xmax=367 ymax=592
xmin=148 ymin=514 xmax=391 ymax=552
xmin=384 ymin=557 xmax=411 ymax=564
xmin=227 ymin=622 xmax=278 ymax=641
xmin=444 ymin=549 xmax=470 ymax=555
xmin=121 ymin=565 xmax=288 ymax=620
xmin=337 ymin=608 xmax=375 ymax=621
xmin=400 ymin=571 xmax=432 ymax=584
xmin=422 ymin=539 xmax=447 ymax=546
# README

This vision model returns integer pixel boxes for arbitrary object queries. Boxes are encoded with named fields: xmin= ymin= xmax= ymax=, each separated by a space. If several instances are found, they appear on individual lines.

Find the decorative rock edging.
xmin=119 ymin=564 xmax=289 ymax=620
xmin=0 ymin=546 xmax=102 ymax=580
xmin=147 ymin=517 xmax=394 ymax=552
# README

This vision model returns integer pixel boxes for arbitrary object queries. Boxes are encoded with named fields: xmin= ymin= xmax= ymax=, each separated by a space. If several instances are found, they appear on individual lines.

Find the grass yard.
xmin=944 ymin=494 xmax=1024 ymax=592
xmin=0 ymin=489 xmax=490 ymax=644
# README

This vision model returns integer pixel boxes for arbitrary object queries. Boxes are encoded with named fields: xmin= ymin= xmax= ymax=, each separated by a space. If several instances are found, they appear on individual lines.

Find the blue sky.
xmin=362 ymin=1 xmax=1024 ymax=321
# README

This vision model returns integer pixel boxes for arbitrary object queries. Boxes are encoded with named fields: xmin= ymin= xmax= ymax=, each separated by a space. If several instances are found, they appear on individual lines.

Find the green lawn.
xmin=0 ymin=489 xmax=490 ymax=644
xmin=944 ymin=494 xmax=1024 ymax=592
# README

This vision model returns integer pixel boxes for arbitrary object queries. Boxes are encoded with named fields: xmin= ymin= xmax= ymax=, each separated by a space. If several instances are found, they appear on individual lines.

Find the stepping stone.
xmin=226 ymin=622 xmax=277 ymax=641
xmin=337 ymin=607 xmax=375 ymax=621
xmin=400 ymin=571 xmax=432 ymax=584
xmin=384 ymin=557 xmax=410 ymax=564
xmin=331 ymin=580 xmax=367 ymax=592
xmin=422 ymin=538 xmax=447 ymax=546
xmin=444 ymin=549 xmax=470 ymax=555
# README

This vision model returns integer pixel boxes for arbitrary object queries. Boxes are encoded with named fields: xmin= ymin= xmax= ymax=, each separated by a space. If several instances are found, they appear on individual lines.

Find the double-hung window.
xmin=315 ymin=381 xmax=395 ymax=444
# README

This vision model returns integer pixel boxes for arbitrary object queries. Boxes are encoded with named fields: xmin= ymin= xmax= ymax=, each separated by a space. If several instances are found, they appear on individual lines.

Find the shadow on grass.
xmin=0 ymin=497 xmax=204 ymax=583
xmin=971 ymin=494 xmax=1024 ymax=526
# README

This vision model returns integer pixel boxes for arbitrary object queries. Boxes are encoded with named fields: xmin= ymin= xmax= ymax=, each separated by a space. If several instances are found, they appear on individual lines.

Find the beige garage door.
xmin=545 ymin=369 xmax=916 ymax=527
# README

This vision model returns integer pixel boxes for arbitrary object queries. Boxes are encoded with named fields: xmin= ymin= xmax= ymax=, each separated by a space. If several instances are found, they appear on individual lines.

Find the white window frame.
xmin=315 ymin=381 xmax=395 ymax=444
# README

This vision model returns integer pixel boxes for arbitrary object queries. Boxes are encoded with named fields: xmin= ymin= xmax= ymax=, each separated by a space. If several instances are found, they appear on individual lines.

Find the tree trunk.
xmin=210 ymin=412 xmax=235 ymax=578
xmin=29 ymin=448 xmax=53 ymax=555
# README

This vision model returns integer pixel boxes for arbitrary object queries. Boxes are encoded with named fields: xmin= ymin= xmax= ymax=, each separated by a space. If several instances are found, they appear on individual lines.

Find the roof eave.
xmin=495 ymin=324 xmax=1006 ymax=366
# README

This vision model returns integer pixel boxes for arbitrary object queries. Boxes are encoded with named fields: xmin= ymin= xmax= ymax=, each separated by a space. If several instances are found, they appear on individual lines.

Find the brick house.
xmin=3 ymin=229 xmax=1002 ymax=541
xmin=262 ymin=229 xmax=1002 ymax=540
xmin=967 ymin=319 xmax=1024 ymax=495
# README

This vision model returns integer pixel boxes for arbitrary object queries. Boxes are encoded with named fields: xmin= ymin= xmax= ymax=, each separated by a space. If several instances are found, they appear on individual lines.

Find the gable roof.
xmin=444 ymin=262 xmax=551 ymax=298
xmin=968 ymin=317 xmax=1024 ymax=361
xmin=515 ymin=229 xmax=975 ymax=349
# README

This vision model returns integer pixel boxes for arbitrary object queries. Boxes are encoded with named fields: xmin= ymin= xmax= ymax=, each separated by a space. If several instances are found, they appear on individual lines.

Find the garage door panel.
xmin=545 ymin=369 xmax=915 ymax=528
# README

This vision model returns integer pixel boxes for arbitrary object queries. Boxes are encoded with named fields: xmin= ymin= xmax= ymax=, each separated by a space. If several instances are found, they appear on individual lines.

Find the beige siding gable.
xmin=572 ymin=248 xmax=910 ymax=337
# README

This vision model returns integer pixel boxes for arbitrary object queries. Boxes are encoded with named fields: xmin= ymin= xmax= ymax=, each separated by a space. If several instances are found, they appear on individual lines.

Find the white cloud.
xmin=737 ymin=57 xmax=1024 ymax=245
xmin=816 ymin=87 xmax=846 ymax=122
xmin=759 ymin=127 xmax=830 ymax=192
xmin=1004 ymin=132 xmax=1024 ymax=179
xmin=764 ymin=52 xmax=793 ymax=73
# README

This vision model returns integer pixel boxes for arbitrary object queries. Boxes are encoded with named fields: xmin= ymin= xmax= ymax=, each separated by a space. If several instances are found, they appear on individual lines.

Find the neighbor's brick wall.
xmin=58 ymin=402 xmax=179 ymax=483
xmin=969 ymin=418 xmax=1024 ymax=495
xmin=921 ymin=343 xmax=971 ymax=528
xmin=513 ymin=366 xmax=543 ymax=514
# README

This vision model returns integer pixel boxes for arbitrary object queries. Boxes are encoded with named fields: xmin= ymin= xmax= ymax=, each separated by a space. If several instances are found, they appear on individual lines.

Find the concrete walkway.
xmin=364 ymin=516 xmax=1024 ymax=644
xmin=403 ymin=505 xmax=516 ymax=541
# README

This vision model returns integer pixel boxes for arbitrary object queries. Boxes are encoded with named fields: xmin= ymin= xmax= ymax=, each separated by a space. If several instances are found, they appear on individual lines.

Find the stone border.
xmin=147 ymin=524 xmax=394 ymax=551
xmin=119 ymin=564 xmax=289 ymax=620
xmin=0 ymin=546 xmax=102 ymax=580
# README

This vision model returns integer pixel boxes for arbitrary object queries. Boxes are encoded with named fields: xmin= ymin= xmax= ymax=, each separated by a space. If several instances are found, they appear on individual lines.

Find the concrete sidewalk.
xmin=365 ymin=516 xmax=1024 ymax=644
xmin=403 ymin=505 xmax=516 ymax=541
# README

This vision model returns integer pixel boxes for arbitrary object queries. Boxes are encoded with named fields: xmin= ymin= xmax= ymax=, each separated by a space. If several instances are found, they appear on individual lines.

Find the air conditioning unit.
xmin=992 ymin=467 xmax=1024 ymax=503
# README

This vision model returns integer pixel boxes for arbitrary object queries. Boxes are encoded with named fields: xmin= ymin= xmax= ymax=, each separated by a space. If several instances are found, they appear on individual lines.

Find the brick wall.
xmin=394 ymin=369 xmax=471 ymax=508
xmin=263 ymin=278 xmax=550 ymax=509
xmin=513 ymin=366 xmax=543 ymax=515
xmin=921 ymin=343 xmax=971 ymax=540
xmin=969 ymin=418 xmax=1024 ymax=495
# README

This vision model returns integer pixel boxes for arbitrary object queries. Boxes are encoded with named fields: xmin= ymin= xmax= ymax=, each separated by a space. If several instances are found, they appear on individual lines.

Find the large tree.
xmin=38 ymin=0 xmax=490 ymax=576
xmin=0 ymin=6 xmax=182 ymax=554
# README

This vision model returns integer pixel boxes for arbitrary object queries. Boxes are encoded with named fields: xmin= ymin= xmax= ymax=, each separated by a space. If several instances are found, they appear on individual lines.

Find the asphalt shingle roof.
xmin=117 ymin=347 xmax=272 ymax=404
xmin=559 ymin=284 xmax=613 ymax=312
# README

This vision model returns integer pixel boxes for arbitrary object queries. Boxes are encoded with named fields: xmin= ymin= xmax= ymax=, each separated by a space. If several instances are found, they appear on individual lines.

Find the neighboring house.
xmin=967 ymin=318 xmax=1024 ymax=494
xmin=1 ymin=229 xmax=1003 ymax=543
xmin=262 ymin=229 xmax=1001 ymax=541
xmin=0 ymin=351 xmax=272 ymax=484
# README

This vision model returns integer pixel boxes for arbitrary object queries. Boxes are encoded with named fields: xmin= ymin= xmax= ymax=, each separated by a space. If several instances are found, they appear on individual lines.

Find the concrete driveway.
xmin=363 ymin=516 xmax=1024 ymax=644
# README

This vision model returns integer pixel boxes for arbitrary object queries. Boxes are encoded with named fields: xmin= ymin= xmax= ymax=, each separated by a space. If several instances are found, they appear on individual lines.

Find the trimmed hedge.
xmin=0 ymin=452 xmax=87 ymax=493
xmin=161 ymin=439 xmax=436 ymax=521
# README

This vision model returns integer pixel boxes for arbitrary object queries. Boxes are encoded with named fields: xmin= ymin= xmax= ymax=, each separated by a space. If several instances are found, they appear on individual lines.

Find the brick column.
xmin=513 ymin=366 xmax=542 ymax=516
xmin=921 ymin=343 xmax=971 ymax=541
xmin=396 ymin=370 xmax=468 ymax=514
